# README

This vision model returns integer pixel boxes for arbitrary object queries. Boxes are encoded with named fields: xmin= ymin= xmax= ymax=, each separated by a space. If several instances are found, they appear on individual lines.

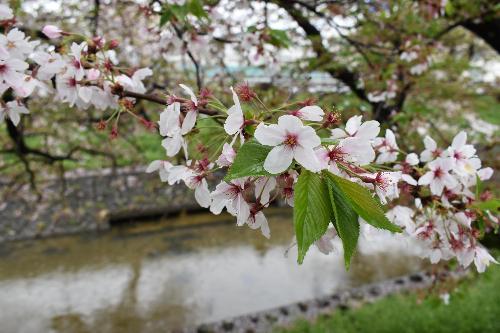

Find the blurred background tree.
xmin=1 ymin=0 xmax=498 ymax=197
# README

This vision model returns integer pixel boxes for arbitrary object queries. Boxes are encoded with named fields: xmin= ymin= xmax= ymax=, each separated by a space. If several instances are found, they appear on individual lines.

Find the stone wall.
xmin=0 ymin=166 xmax=199 ymax=243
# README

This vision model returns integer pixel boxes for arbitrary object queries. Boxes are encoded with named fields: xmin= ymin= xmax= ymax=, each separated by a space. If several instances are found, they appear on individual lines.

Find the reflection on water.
xmin=0 ymin=209 xmax=425 ymax=333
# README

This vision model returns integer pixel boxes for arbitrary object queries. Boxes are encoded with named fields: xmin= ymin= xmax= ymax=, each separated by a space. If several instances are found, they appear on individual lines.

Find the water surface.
xmin=0 ymin=209 xmax=425 ymax=332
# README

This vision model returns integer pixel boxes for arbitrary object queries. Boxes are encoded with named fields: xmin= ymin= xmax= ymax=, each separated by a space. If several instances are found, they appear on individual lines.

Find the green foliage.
xmin=267 ymin=29 xmax=292 ymax=48
xmin=224 ymin=140 xmax=272 ymax=181
xmin=326 ymin=173 xmax=401 ymax=233
xmin=294 ymin=170 xmax=333 ymax=264
xmin=472 ymin=199 xmax=500 ymax=212
xmin=326 ymin=175 xmax=360 ymax=269
xmin=188 ymin=117 xmax=227 ymax=160
xmin=160 ymin=0 xmax=208 ymax=27
xmin=473 ymin=95 xmax=500 ymax=126
xmin=276 ymin=253 xmax=500 ymax=333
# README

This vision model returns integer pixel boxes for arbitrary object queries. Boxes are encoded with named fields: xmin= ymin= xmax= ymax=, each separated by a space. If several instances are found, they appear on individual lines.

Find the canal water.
xmin=0 ymin=209 xmax=425 ymax=332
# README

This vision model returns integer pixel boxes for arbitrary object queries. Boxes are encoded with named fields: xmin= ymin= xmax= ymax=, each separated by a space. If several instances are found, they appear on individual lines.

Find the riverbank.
xmin=194 ymin=269 xmax=467 ymax=333
xmin=0 ymin=166 xmax=203 ymax=243
xmin=275 ymin=257 xmax=500 ymax=333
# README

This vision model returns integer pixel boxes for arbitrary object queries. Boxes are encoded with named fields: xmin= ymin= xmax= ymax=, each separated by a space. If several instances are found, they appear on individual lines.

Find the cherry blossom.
xmin=255 ymin=115 xmax=321 ymax=174
xmin=290 ymin=105 xmax=324 ymax=122
xmin=146 ymin=160 xmax=173 ymax=182
xmin=374 ymin=129 xmax=399 ymax=163
xmin=224 ymin=87 xmax=244 ymax=135
xmin=418 ymin=158 xmax=458 ymax=195
xmin=361 ymin=171 xmax=402 ymax=204
xmin=330 ymin=115 xmax=380 ymax=141
xmin=420 ymin=135 xmax=442 ymax=162
xmin=42 ymin=25 xmax=63 ymax=39
xmin=0 ymin=57 xmax=28 ymax=87
xmin=210 ymin=178 xmax=250 ymax=226
xmin=0 ymin=4 xmax=13 ymax=20
xmin=473 ymin=246 xmax=499 ymax=273
xmin=215 ymin=143 xmax=236 ymax=167
xmin=0 ymin=4 xmax=496 ymax=273
xmin=447 ymin=131 xmax=481 ymax=176
xmin=0 ymin=101 xmax=29 ymax=126
xmin=0 ymin=29 xmax=38 ymax=58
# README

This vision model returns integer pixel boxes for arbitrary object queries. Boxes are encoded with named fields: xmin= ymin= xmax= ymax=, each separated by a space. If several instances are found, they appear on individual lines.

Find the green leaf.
xmin=294 ymin=170 xmax=333 ymax=264
xmin=471 ymin=199 xmax=500 ymax=212
xmin=267 ymin=29 xmax=291 ymax=48
xmin=160 ymin=9 xmax=174 ymax=27
xmin=224 ymin=140 xmax=272 ymax=181
xmin=326 ymin=176 xmax=359 ymax=269
xmin=187 ymin=0 xmax=208 ymax=19
xmin=445 ymin=1 xmax=455 ymax=16
xmin=321 ymin=137 xmax=339 ymax=145
xmin=475 ymin=174 xmax=483 ymax=200
xmin=325 ymin=172 xmax=401 ymax=233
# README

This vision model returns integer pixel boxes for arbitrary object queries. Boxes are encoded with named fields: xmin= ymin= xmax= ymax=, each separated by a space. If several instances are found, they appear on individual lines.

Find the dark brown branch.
xmin=273 ymin=0 xmax=370 ymax=103
xmin=121 ymin=90 xmax=219 ymax=116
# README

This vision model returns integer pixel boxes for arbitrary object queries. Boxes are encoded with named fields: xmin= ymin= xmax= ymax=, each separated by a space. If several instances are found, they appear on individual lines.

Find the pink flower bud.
xmin=107 ymin=39 xmax=119 ymax=50
xmin=87 ymin=68 xmax=100 ymax=81
xmin=42 ymin=25 xmax=62 ymax=39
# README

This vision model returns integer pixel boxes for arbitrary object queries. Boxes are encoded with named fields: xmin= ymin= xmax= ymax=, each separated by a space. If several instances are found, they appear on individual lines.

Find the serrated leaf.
xmin=326 ymin=176 xmax=359 ymax=270
xmin=294 ymin=170 xmax=333 ymax=264
xmin=225 ymin=140 xmax=272 ymax=181
xmin=325 ymin=172 xmax=401 ymax=233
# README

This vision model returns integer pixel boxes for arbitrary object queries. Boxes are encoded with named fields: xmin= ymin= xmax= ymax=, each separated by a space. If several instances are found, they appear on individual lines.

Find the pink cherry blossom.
xmin=42 ymin=25 xmax=63 ymax=39
xmin=216 ymin=143 xmax=236 ymax=167
xmin=290 ymin=105 xmax=324 ymax=122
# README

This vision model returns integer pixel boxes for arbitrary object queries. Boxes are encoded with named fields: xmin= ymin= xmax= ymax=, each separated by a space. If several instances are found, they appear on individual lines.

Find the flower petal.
xmin=294 ymin=146 xmax=321 ymax=172
xmin=277 ymin=115 xmax=303 ymax=132
xmin=263 ymin=145 xmax=293 ymax=174
xmin=254 ymin=123 xmax=285 ymax=146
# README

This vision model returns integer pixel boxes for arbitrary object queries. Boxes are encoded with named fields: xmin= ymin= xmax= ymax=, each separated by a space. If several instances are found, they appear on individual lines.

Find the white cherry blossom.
xmin=331 ymin=115 xmax=380 ymax=142
xmin=0 ymin=101 xmax=29 ymax=126
xmin=254 ymin=115 xmax=321 ymax=174
xmin=291 ymin=105 xmax=324 ymax=122
xmin=418 ymin=158 xmax=458 ymax=196
xmin=224 ymin=86 xmax=244 ymax=135
xmin=374 ymin=129 xmax=399 ymax=163
xmin=420 ymin=135 xmax=442 ymax=162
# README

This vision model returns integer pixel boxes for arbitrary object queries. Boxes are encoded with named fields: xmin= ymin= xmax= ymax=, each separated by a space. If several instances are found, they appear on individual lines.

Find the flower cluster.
xmin=386 ymin=132 xmax=497 ymax=272
xmin=147 ymin=83 xmax=497 ymax=272
xmin=0 ymin=7 xmax=152 ymax=133
xmin=0 ymin=5 xmax=497 ymax=272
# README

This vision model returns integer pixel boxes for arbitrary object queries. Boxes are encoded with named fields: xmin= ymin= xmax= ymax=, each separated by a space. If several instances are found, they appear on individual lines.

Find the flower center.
xmin=72 ymin=58 xmax=81 ymax=69
xmin=0 ymin=64 xmax=7 ymax=73
xmin=453 ymin=151 xmax=463 ymax=160
xmin=432 ymin=149 xmax=442 ymax=158
xmin=67 ymin=77 xmax=77 ymax=87
xmin=327 ymin=146 xmax=346 ymax=162
xmin=374 ymin=173 xmax=389 ymax=191
xmin=433 ymin=167 xmax=443 ymax=179
xmin=284 ymin=134 xmax=298 ymax=147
